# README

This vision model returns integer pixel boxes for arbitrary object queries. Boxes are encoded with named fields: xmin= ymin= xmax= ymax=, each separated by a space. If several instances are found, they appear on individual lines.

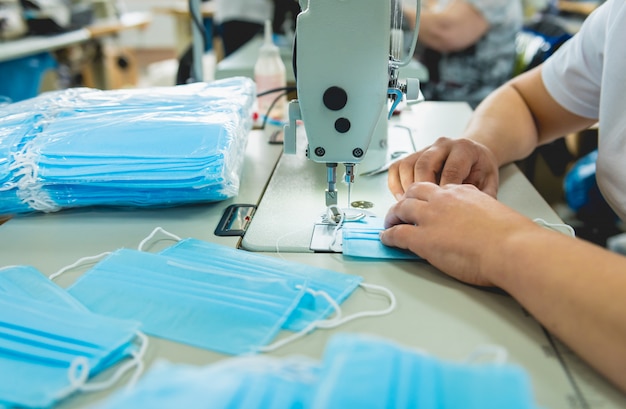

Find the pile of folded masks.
xmin=97 ymin=332 xmax=541 ymax=409
xmin=0 ymin=77 xmax=255 ymax=216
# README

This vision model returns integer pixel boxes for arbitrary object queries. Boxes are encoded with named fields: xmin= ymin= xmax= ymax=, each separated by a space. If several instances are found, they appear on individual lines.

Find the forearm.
xmin=463 ymin=67 xmax=596 ymax=167
xmin=463 ymin=83 xmax=540 ymax=167
xmin=490 ymin=227 xmax=626 ymax=392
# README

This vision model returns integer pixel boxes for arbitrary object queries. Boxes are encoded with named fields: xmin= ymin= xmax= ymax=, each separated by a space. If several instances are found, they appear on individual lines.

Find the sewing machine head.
xmin=283 ymin=0 xmax=421 ymax=208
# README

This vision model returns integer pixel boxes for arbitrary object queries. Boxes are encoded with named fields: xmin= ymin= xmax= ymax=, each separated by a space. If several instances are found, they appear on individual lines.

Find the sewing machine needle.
xmin=344 ymin=163 xmax=355 ymax=208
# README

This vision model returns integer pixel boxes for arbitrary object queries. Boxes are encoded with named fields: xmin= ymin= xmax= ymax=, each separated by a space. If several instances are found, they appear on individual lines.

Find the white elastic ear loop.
xmin=464 ymin=344 xmax=509 ymax=365
xmin=8 ymin=151 xmax=60 ymax=213
xmin=258 ymin=287 xmax=343 ymax=352
xmin=137 ymin=226 xmax=182 ymax=251
xmin=275 ymin=226 xmax=317 ymax=260
xmin=329 ymin=208 xmax=345 ymax=253
xmin=259 ymin=282 xmax=397 ymax=352
xmin=327 ymin=205 xmax=371 ymax=253
xmin=54 ymin=356 xmax=90 ymax=401
xmin=55 ymin=331 xmax=149 ymax=400
xmin=49 ymin=251 xmax=111 ymax=281
xmin=317 ymin=282 xmax=397 ymax=328
xmin=533 ymin=218 xmax=576 ymax=237
xmin=49 ymin=227 xmax=183 ymax=281
xmin=81 ymin=331 xmax=149 ymax=392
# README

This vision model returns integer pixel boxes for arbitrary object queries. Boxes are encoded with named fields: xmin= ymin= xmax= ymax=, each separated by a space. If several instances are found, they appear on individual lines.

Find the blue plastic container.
xmin=0 ymin=52 xmax=56 ymax=102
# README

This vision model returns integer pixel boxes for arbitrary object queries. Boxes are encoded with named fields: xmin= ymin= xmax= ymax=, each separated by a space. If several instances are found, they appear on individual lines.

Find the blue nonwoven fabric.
xmin=96 ymin=357 xmax=321 ymax=409
xmin=96 ymin=333 xmax=540 ymax=409
xmin=312 ymin=333 xmax=537 ymax=409
xmin=158 ymin=238 xmax=363 ymax=332
xmin=341 ymin=217 xmax=422 ymax=260
xmin=66 ymin=248 xmax=309 ymax=355
xmin=0 ymin=78 xmax=255 ymax=216
xmin=0 ymin=287 xmax=140 ymax=408
xmin=0 ymin=265 xmax=88 ymax=311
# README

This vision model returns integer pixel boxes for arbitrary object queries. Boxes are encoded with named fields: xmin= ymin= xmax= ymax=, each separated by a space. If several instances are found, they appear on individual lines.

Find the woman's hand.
xmin=380 ymin=182 xmax=539 ymax=287
xmin=387 ymin=137 xmax=500 ymax=200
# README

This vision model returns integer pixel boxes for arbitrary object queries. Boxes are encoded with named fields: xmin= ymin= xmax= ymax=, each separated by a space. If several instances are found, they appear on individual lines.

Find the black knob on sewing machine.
xmin=323 ymin=86 xmax=348 ymax=111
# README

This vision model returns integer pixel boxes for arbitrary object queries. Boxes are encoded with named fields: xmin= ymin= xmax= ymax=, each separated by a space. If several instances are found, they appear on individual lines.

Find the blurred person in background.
xmin=213 ymin=0 xmax=273 ymax=57
xmin=402 ymin=0 xmax=523 ymax=108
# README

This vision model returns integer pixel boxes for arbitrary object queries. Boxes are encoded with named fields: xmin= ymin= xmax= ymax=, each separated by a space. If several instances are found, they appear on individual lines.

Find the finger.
xmin=411 ymin=143 xmax=451 ymax=186
xmin=384 ymin=201 xmax=408 ymax=229
xmin=473 ymin=171 xmax=499 ymax=198
xmin=387 ymin=160 xmax=406 ymax=200
xmin=455 ymin=159 xmax=499 ymax=198
xmin=379 ymin=224 xmax=423 ymax=257
xmin=438 ymin=141 xmax=476 ymax=186
xmin=395 ymin=151 xmax=437 ymax=196
xmin=388 ymin=150 xmax=443 ymax=200
xmin=383 ymin=191 xmax=431 ymax=228
xmin=403 ymin=181 xmax=439 ymax=202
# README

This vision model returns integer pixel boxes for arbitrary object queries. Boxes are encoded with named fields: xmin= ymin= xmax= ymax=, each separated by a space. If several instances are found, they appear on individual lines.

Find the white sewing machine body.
xmin=284 ymin=0 xmax=421 ymax=208
xmin=284 ymin=0 xmax=391 ymax=166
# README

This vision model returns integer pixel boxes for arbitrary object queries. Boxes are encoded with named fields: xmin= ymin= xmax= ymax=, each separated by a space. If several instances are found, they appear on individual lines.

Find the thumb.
xmin=379 ymin=224 xmax=413 ymax=250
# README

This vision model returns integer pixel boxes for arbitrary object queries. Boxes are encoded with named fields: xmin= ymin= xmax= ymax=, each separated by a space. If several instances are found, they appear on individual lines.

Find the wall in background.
xmin=116 ymin=0 xmax=178 ymax=50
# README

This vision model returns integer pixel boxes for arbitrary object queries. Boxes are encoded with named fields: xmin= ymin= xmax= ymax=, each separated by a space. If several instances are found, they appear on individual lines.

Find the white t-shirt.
xmin=542 ymin=0 xmax=626 ymax=221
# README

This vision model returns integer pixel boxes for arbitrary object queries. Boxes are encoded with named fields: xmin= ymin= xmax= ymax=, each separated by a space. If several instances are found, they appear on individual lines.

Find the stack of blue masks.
xmin=0 ymin=265 xmax=143 ymax=409
xmin=0 ymin=77 xmax=255 ymax=216
xmin=341 ymin=217 xmax=422 ymax=260
xmin=97 ymin=333 xmax=540 ymax=409
xmin=66 ymin=240 xmax=366 ymax=355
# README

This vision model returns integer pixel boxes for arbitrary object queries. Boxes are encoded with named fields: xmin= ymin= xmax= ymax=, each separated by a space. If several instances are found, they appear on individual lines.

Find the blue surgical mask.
xmin=0 ymin=291 xmax=145 ymax=409
xmin=313 ymin=333 xmax=538 ymax=409
xmin=97 ymin=356 xmax=320 ymax=409
xmin=341 ymin=217 xmax=422 ymax=260
xmin=66 ymin=248 xmax=311 ymax=355
xmin=0 ymin=265 xmax=87 ymax=311
xmin=60 ymin=231 xmax=396 ymax=355
xmin=159 ymin=238 xmax=364 ymax=331
xmin=94 ymin=333 xmax=539 ymax=409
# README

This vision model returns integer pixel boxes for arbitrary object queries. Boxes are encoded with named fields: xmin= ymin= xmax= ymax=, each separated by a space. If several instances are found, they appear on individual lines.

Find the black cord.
xmin=261 ymin=89 xmax=291 ymax=130
xmin=257 ymin=86 xmax=296 ymax=98
xmin=256 ymin=85 xmax=296 ymax=129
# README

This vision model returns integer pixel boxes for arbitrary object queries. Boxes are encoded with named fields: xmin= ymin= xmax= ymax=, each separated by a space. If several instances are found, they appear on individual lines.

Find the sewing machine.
xmin=242 ymin=0 xmax=423 ymax=252
xmin=283 ymin=0 xmax=422 ymax=209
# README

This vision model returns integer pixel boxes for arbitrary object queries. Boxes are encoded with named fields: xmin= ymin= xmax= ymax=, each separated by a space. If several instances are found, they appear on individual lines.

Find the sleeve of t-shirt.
xmin=541 ymin=3 xmax=609 ymax=119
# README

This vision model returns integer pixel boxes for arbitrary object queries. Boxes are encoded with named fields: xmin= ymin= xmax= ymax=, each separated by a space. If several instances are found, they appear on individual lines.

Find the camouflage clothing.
xmin=420 ymin=0 xmax=523 ymax=108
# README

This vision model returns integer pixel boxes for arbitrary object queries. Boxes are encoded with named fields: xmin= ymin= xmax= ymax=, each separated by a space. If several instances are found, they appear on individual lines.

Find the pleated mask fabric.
xmin=158 ymin=238 xmax=364 ymax=331
xmin=0 ymin=291 xmax=141 ymax=408
xmin=66 ymin=248 xmax=310 ymax=355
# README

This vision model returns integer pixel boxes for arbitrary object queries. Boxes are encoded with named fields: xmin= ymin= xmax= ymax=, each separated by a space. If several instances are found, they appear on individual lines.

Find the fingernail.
xmin=394 ymin=193 xmax=403 ymax=201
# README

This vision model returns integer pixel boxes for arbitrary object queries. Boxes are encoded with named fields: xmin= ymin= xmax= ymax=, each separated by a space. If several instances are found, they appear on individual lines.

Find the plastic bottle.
xmin=254 ymin=19 xmax=287 ymax=121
